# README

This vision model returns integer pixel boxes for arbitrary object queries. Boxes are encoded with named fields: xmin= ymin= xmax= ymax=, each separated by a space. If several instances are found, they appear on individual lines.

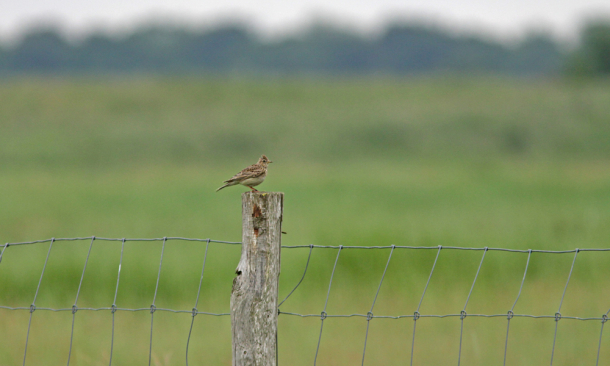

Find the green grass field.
xmin=1 ymin=76 xmax=610 ymax=365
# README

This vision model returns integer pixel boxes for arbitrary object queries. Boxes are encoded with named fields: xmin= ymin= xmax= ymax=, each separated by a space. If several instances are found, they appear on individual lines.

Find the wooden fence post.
xmin=232 ymin=192 xmax=284 ymax=366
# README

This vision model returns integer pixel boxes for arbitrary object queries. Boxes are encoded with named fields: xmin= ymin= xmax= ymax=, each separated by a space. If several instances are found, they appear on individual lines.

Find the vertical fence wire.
xmin=0 ymin=243 xmax=8 ymax=264
xmin=23 ymin=238 xmax=55 ymax=366
xmin=278 ymin=244 xmax=314 ymax=308
xmin=550 ymin=249 xmax=579 ymax=366
xmin=596 ymin=308 xmax=610 ymax=366
xmin=361 ymin=245 xmax=395 ymax=365
xmin=457 ymin=247 xmax=488 ymax=366
xmin=411 ymin=245 xmax=442 ymax=366
xmin=148 ymin=237 xmax=167 ymax=366
xmin=313 ymin=245 xmax=342 ymax=366
xmin=186 ymin=239 xmax=211 ymax=366
xmin=503 ymin=249 xmax=532 ymax=366
xmin=109 ymin=239 xmax=126 ymax=366
xmin=66 ymin=236 xmax=95 ymax=366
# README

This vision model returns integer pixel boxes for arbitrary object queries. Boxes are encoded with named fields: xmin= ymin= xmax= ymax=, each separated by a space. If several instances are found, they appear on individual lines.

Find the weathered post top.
xmin=232 ymin=192 xmax=284 ymax=366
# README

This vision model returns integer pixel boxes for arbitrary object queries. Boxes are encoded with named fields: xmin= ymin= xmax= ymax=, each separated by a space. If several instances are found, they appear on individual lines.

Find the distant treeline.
xmin=0 ymin=20 xmax=608 ymax=76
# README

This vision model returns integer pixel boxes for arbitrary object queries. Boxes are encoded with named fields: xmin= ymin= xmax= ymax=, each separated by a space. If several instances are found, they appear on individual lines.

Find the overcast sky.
xmin=2 ymin=0 xmax=610 ymax=43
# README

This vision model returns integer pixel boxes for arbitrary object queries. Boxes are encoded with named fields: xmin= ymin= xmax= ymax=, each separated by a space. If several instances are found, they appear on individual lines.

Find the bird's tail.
xmin=216 ymin=182 xmax=232 ymax=192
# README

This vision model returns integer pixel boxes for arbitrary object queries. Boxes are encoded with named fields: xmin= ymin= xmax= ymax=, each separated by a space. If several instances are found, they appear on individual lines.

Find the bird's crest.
xmin=258 ymin=155 xmax=272 ymax=166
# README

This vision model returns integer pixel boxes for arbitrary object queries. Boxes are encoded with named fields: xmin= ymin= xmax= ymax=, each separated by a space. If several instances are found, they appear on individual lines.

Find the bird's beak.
xmin=269 ymin=160 xmax=273 ymax=163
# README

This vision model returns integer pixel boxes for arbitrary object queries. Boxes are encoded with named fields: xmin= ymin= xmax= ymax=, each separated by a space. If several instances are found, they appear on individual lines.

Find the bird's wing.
xmin=224 ymin=164 xmax=265 ymax=183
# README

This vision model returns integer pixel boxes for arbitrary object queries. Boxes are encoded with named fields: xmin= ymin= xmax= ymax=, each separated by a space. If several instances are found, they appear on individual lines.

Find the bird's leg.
xmin=248 ymin=186 xmax=259 ymax=192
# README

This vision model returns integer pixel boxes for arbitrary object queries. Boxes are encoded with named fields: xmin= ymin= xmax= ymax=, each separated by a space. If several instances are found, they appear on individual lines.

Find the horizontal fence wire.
xmin=1 ymin=237 xmax=609 ymax=366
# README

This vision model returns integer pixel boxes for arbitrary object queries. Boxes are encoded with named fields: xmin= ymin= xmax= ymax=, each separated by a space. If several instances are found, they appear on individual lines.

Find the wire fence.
xmin=1 ymin=236 xmax=609 ymax=365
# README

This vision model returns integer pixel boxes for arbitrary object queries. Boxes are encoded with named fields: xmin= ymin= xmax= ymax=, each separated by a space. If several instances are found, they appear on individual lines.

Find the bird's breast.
xmin=240 ymin=175 xmax=266 ymax=186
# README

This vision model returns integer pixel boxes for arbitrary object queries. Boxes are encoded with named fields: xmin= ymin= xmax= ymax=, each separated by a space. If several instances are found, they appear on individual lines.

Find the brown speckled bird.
xmin=216 ymin=155 xmax=272 ymax=192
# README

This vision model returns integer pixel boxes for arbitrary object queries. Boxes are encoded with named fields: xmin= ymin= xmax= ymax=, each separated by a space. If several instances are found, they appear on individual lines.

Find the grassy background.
xmin=1 ymin=76 xmax=610 ymax=365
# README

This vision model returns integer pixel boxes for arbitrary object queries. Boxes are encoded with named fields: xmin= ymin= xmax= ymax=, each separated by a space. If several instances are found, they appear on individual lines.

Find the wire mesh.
xmin=0 ymin=237 xmax=608 ymax=366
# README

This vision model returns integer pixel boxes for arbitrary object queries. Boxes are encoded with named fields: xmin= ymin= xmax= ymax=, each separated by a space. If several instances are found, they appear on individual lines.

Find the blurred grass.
xmin=1 ymin=76 xmax=610 ymax=365
xmin=2 ymin=76 xmax=610 ymax=169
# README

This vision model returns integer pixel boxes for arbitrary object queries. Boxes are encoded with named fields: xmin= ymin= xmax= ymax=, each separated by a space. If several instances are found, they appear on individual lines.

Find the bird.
xmin=216 ymin=155 xmax=272 ymax=192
